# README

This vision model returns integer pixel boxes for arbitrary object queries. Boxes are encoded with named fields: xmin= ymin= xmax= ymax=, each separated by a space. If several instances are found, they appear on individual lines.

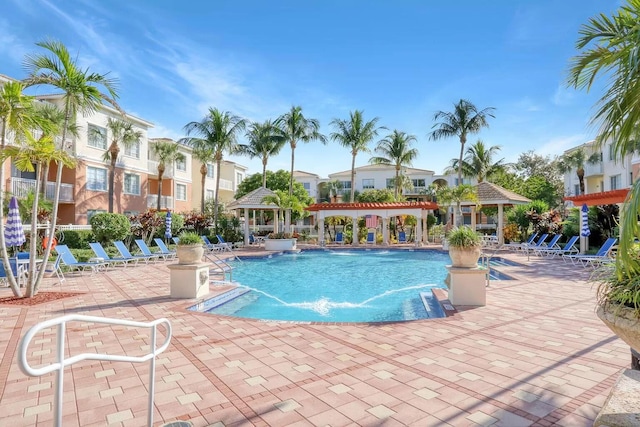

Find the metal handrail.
xmin=205 ymin=252 xmax=234 ymax=281
xmin=18 ymin=314 xmax=172 ymax=427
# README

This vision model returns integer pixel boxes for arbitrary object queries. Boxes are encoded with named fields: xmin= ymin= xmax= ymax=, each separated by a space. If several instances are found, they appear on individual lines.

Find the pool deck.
xmin=0 ymin=245 xmax=630 ymax=426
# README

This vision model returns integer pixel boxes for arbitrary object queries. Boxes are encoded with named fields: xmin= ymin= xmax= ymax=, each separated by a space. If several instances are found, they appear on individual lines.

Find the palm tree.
xmin=151 ymin=139 xmax=185 ymax=211
xmin=429 ymin=99 xmax=495 ymax=225
xmin=435 ymin=184 xmax=478 ymax=227
xmin=262 ymin=190 xmax=306 ymax=230
xmin=190 ymin=145 xmax=215 ymax=214
xmin=103 ymin=118 xmax=142 ymax=213
xmin=330 ymin=110 xmax=383 ymax=202
xmin=557 ymin=147 xmax=601 ymax=195
xmin=183 ymin=108 xmax=246 ymax=230
xmin=445 ymin=140 xmax=506 ymax=183
xmin=23 ymin=39 xmax=120 ymax=293
xmin=369 ymin=130 xmax=418 ymax=198
xmin=276 ymin=106 xmax=326 ymax=196
xmin=237 ymin=120 xmax=286 ymax=188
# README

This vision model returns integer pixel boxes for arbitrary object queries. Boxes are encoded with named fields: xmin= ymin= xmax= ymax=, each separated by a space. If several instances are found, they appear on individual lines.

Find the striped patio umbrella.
xmin=581 ymin=203 xmax=591 ymax=237
xmin=5 ymin=196 xmax=25 ymax=247
xmin=164 ymin=211 xmax=172 ymax=240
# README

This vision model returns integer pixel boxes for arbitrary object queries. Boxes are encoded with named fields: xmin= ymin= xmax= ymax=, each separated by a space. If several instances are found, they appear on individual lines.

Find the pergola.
xmin=226 ymin=187 xmax=278 ymax=246
xmin=460 ymin=182 xmax=531 ymax=245
xmin=306 ymin=201 xmax=438 ymax=246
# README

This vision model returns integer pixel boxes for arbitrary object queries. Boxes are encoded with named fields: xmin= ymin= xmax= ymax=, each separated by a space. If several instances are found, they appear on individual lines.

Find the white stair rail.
xmin=18 ymin=314 xmax=172 ymax=427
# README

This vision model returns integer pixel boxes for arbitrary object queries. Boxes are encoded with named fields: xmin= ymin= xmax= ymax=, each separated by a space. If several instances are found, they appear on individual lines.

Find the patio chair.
xmin=216 ymin=234 xmax=236 ymax=249
xmin=564 ymin=237 xmax=618 ymax=268
xmin=113 ymin=241 xmax=156 ymax=264
xmin=153 ymin=238 xmax=177 ymax=259
xmin=518 ymin=233 xmax=548 ymax=253
xmin=506 ymin=232 xmax=538 ymax=251
xmin=398 ymin=231 xmax=407 ymax=244
xmin=135 ymin=239 xmax=170 ymax=261
xmin=172 ymin=237 xmax=180 ymax=245
xmin=89 ymin=242 xmax=139 ymax=268
xmin=0 ymin=258 xmax=25 ymax=287
xmin=528 ymin=234 xmax=562 ymax=256
xmin=335 ymin=232 xmax=344 ymax=245
xmin=201 ymin=235 xmax=223 ymax=252
xmin=38 ymin=254 xmax=65 ymax=285
xmin=54 ymin=244 xmax=108 ymax=274
xmin=366 ymin=232 xmax=375 ymax=245
xmin=535 ymin=236 xmax=579 ymax=258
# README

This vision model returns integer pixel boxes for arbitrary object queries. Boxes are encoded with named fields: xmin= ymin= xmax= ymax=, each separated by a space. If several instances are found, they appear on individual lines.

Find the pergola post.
xmin=243 ymin=208 xmax=250 ymax=246
xmin=318 ymin=216 xmax=325 ymax=246
xmin=422 ymin=210 xmax=428 ymax=245
xmin=352 ymin=215 xmax=359 ymax=246
xmin=498 ymin=204 xmax=504 ymax=245
xmin=470 ymin=206 xmax=477 ymax=230
xmin=382 ymin=217 xmax=389 ymax=245
xmin=273 ymin=209 xmax=279 ymax=233
xmin=415 ymin=211 xmax=423 ymax=247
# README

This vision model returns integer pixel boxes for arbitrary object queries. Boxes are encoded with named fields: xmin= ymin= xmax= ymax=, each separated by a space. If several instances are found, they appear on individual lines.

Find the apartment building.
xmin=293 ymin=170 xmax=324 ymax=202
xmin=562 ymin=139 xmax=634 ymax=197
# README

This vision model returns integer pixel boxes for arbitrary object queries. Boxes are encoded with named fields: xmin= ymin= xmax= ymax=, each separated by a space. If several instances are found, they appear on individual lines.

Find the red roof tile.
xmin=306 ymin=201 xmax=438 ymax=211
xmin=564 ymin=189 xmax=629 ymax=206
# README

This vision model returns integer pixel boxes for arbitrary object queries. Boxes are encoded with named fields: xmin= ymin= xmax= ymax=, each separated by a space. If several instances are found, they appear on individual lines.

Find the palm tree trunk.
xmin=0 ymin=120 xmax=21 ymax=296
xmin=25 ymin=166 xmax=43 ymax=296
xmin=201 ymin=171 xmax=206 ymax=214
xmin=394 ymin=168 xmax=399 ymax=199
xmin=108 ymin=157 xmax=116 ymax=213
xmin=456 ymin=136 xmax=466 ymax=227
xmin=262 ymin=159 xmax=267 ymax=188
xmin=157 ymin=173 xmax=163 ymax=211
xmin=289 ymin=142 xmax=295 ymax=196
xmin=214 ymin=159 xmax=221 ymax=233
xmin=578 ymin=169 xmax=585 ymax=194
xmin=40 ymin=163 xmax=49 ymax=199
xmin=350 ymin=153 xmax=356 ymax=203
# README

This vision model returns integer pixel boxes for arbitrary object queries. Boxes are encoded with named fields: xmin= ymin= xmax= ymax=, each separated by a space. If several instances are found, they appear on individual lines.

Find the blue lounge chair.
xmin=398 ymin=231 xmax=407 ymax=244
xmin=89 ymin=242 xmax=139 ymax=267
xmin=565 ymin=237 xmax=618 ymax=268
xmin=0 ymin=258 xmax=24 ymax=287
xmin=172 ymin=237 xmax=180 ymax=245
xmin=535 ymin=236 xmax=579 ymax=258
xmin=335 ymin=232 xmax=344 ymax=245
xmin=529 ymin=234 xmax=562 ymax=255
xmin=113 ymin=241 xmax=156 ymax=264
xmin=201 ymin=235 xmax=222 ymax=252
xmin=216 ymin=234 xmax=235 ymax=249
xmin=248 ymin=234 xmax=264 ymax=246
xmin=366 ymin=232 xmax=375 ymax=245
xmin=135 ymin=239 xmax=169 ymax=261
xmin=153 ymin=238 xmax=177 ymax=259
xmin=506 ymin=232 xmax=538 ymax=251
xmin=42 ymin=254 xmax=65 ymax=285
xmin=55 ymin=244 xmax=107 ymax=274
xmin=519 ymin=233 xmax=548 ymax=253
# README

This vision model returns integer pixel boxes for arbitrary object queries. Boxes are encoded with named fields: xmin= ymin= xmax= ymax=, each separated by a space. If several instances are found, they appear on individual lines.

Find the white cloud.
xmin=537 ymin=134 xmax=587 ymax=156
xmin=552 ymin=85 xmax=576 ymax=106
xmin=147 ymin=123 xmax=185 ymax=141
xmin=0 ymin=19 xmax=29 ymax=64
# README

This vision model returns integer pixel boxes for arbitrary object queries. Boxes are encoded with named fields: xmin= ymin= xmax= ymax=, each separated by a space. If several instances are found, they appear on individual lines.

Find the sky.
xmin=0 ymin=0 xmax=621 ymax=178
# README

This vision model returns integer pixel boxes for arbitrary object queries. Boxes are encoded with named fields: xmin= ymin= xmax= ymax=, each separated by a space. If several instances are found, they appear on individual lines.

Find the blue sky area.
xmin=0 ymin=0 xmax=620 ymax=178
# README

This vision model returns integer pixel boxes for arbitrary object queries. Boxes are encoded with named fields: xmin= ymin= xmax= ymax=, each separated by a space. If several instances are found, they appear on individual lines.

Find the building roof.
xmin=293 ymin=170 xmax=320 ymax=178
xmin=227 ymin=187 xmax=277 ymax=210
xmin=564 ymin=189 xmax=629 ymax=206
xmin=306 ymin=201 xmax=438 ymax=211
xmin=461 ymin=181 xmax=530 ymax=206
xmin=328 ymin=164 xmax=434 ymax=177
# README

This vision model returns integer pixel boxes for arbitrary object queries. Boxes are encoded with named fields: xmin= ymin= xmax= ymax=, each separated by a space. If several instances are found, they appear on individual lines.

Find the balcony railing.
xmin=147 ymin=194 xmax=174 ymax=209
xmin=11 ymin=178 xmax=74 ymax=202
xmin=147 ymin=160 xmax=173 ymax=179
xmin=218 ymin=178 xmax=234 ymax=191
xmin=584 ymin=162 xmax=603 ymax=177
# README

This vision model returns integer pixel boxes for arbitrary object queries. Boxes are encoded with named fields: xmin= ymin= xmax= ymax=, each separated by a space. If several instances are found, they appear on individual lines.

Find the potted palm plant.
xmin=447 ymin=226 xmax=482 ymax=268
xmin=175 ymin=232 xmax=204 ymax=264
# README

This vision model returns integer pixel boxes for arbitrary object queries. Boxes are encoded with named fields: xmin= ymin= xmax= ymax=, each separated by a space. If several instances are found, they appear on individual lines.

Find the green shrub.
xmin=155 ymin=211 xmax=185 ymax=238
xmin=62 ymin=230 xmax=94 ymax=249
xmin=447 ymin=226 xmax=482 ymax=248
xmin=69 ymin=248 xmax=95 ymax=262
xmin=177 ymin=231 xmax=202 ymax=245
xmin=90 ymin=213 xmax=131 ymax=244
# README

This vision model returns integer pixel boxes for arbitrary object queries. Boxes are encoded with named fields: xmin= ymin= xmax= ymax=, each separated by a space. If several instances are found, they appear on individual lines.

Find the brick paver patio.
xmin=0 ymin=247 xmax=630 ymax=426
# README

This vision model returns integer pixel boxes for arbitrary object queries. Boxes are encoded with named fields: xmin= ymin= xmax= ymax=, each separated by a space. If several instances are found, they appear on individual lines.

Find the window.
xmin=362 ymin=179 xmax=375 ymax=189
xmin=609 ymin=144 xmax=615 ymax=161
xmin=611 ymin=174 xmax=621 ymax=190
xmin=340 ymin=181 xmax=351 ymax=190
xmin=124 ymin=141 xmax=140 ymax=159
xmin=207 ymin=164 xmax=215 ymax=178
xmin=87 ymin=209 xmax=106 ymax=221
xmin=302 ymin=182 xmax=311 ymax=194
xmin=574 ymin=184 xmax=580 ymax=195
xmin=386 ymin=178 xmax=395 ymax=189
xmin=87 ymin=124 xmax=107 ymax=149
xmin=176 ymin=157 xmax=186 ymax=171
xmin=87 ymin=166 xmax=107 ymax=191
xmin=236 ymin=172 xmax=243 ymax=185
xmin=206 ymin=190 xmax=214 ymax=200
xmin=176 ymin=183 xmax=187 ymax=200
xmin=412 ymin=178 xmax=426 ymax=188
xmin=124 ymin=210 xmax=139 ymax=217
xmin=124 ymin=173 xmax=140 ymax=195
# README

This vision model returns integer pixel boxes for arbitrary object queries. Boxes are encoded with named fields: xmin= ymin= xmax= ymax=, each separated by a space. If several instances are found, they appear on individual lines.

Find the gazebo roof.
xmin=226 ymin=187 xmax=277 ymax=210
xmin=307 ymin=201 xmax=438 ymax=211
xmin=462 ymin=181 xmax=530 ymax=206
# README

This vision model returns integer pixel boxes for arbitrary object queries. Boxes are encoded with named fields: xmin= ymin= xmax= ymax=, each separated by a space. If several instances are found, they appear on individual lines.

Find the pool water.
xmin=194 ymin=250 xmax=462 ymax=323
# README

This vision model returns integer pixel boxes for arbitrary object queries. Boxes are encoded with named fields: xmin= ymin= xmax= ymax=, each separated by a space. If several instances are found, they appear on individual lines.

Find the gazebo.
xmin=226 ymin=187 xmax=278 ymax=246
xmin=306 ymin=201 xmax=438 ymax=246
xmin=460 ymin=182 xmax=531 ymax=245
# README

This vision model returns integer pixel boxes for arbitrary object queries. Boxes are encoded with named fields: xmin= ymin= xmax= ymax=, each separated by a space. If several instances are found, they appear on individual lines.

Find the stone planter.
xmin=597 ymin=302 xmax=640 ymax=352
xmin=448 ymin=246 xmax=482 ymax=268
xmin=264 ymin=238 xmax=297 ymax=251
xmin=176 ymin=244 xmax=204 ymax=264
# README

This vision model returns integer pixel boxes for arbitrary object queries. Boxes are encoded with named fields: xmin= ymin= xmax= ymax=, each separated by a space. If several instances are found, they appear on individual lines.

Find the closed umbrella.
xmin=5 ymin=196 xmax=25 ymax=248
xmin=581 ymin=203 xmax=591 ymax=237
xmin=164 ymin=211 xmax=172 ymax=240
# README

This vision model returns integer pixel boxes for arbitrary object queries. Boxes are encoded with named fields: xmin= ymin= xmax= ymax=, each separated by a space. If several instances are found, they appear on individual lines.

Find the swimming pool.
xmin=190 ymin=250 xmax=513 ymax=323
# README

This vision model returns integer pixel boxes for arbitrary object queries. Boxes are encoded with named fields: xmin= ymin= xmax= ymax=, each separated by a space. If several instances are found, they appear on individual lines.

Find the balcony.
xmin=11 ymin=178 xmax=74 ymax=202
xmin=218 ymin=178 xmax=234 ymax=191
xmin=147 ymin=160 xmax=174 ymax=179
xmin=584 ymin=162 xmax=603 ymax=177
xmin=147 ymin=195 xmax=174 ymax=209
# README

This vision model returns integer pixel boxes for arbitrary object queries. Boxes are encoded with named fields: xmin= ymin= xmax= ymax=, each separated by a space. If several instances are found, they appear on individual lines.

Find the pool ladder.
xmin=205 ymin=252 xmax=234 ymax=282
xmin=480 ymin=244 xmax=504 ymax=287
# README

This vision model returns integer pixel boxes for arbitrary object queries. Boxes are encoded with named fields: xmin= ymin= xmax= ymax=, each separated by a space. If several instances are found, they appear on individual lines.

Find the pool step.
xmin=188 ymin=287 xmax=250 ymax=312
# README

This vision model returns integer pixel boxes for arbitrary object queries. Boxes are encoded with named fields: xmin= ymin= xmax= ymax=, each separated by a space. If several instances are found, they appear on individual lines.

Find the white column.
xmin=422 ymin=211 xmax=428 ymax=245
xmin=244 ymin=208 xmax=250 ymax=246
xmin=273 ymin=209 xmax=279 ymax=233
xmin=382 ymin=218 xmax=389 ymax=245
xmin=470 ymin=206 xmax=477 ymax=230
xmin=415 ymin=213 xmax=423 ymax=247
xmin=318 ymin=217 xmax=325 ymax=246
xmin=498 ymin=204 xmax=504 ymax=245
xmin=352 ymin=215 xmax=359 ymax=246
